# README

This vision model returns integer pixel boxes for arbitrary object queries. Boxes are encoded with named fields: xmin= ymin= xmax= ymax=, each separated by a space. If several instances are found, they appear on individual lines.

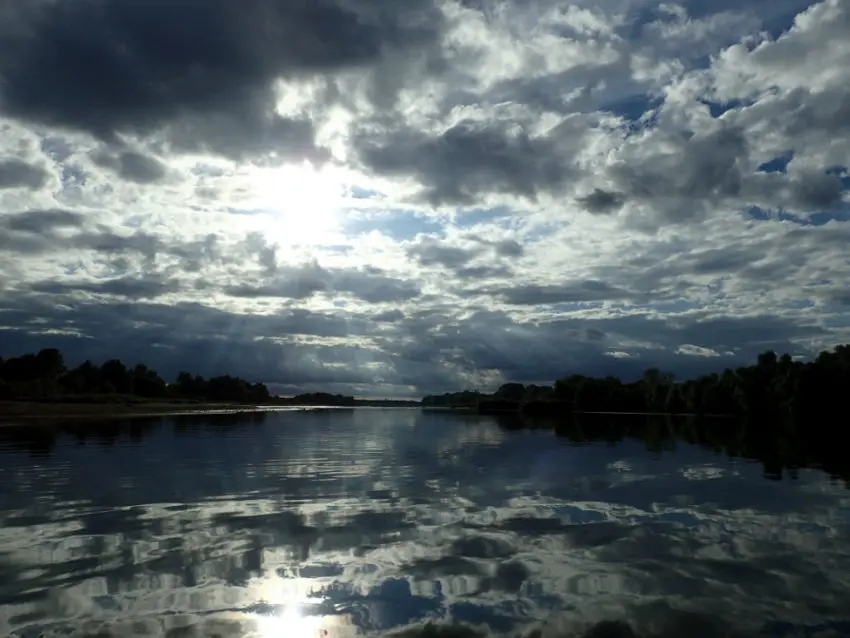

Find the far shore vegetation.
xmin=0 ymin=349 xmax=416 ymax=419
xmin=422 ymin=344 xmax=850 ymax=419
xmin=3 ymin=344 xmax=849 ymax=421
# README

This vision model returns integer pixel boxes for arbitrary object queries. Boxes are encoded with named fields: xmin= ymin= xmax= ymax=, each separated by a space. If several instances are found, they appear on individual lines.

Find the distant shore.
xmin=0 ymin=399 xmax=267 ymax=423
xmin=0 ymin=398 xmax=420 ymax=424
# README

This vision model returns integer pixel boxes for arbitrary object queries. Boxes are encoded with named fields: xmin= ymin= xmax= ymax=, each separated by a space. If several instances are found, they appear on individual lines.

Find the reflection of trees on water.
xmin=2 ymin=410 xmax=850 ymax=638
xmin=0 ymin=411 xmax=268 ymax=456
xmin=488 ymin=412 xmax=850 ymax=487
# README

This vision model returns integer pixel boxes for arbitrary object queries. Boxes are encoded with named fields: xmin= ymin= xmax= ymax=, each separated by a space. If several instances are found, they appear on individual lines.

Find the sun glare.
xmin=253 ymin=162 xmax=344 ymax=244
xmin=248 ymin=578 xmax=345 ymax=638
xmin=254 ymin=604 xmax=326 ymax=638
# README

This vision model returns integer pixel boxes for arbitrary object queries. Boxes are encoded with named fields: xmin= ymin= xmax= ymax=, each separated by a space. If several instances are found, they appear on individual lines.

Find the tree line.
xmin=422 ymin=344 xmax=850 ymax=417
xmin=0 ymin=348 xmax=271 ymax=403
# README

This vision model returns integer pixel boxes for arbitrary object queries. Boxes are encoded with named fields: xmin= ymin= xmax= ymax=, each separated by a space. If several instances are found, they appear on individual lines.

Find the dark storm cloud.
xmin=0 ymin=158 xmax=49 ymax=190
xmin=455 ymin=265 xmax=514 ymax=279
xmin=688 ymin=248 xmax=758 ymax=276
xmin=576 ymin=188 xmax=626 ymax=214
xmin=407 ymin=237 xmax=481 ymax=269
xmin=1 ymin=209 xmax=85 ymax=234
xmin=0 ymin=285 xmax=833 ymax=395
xmin=378 ymin=307 xmax=828 ymax=391
xmin=0 ymin=215 xmax=276 ymax=274
xmin=0 ymin=0 xmax=444 ymax=158
xmin=224 ymin=279 xmax=326 ymax=301
xmin=610 ymin=126 xmax=748 ymax=219
xmin=70 ymin=231 xmax=161 ymax=261
xmin=30 ymin=275 xmax=181 ymax=299
xmin=493 ymin=239 xmax=524 ymax=258
xmin=355 ymin=120 xmax=569 ymax=205
xmin=406 ymin=236 xmax=522 ymax=278
xmin=491 ymin=281 xmax=637 ymax=305
xmin=0 ymin=293 xmax=463 ymax=392
xmin=600 ymin=111 xmax=848 ymax=224
xmin=92 ymin=150 xmax=168 ymax=184
xmin=226 ymin=263 xmax=421 ymax=303
xmin=0 ymin=209 xmax=175 ymax=264
xmin=0 ymin=209 xmax=87 ymax=255
xmin=372 ymin=309 xmax=405 ymax=323
xmin=334 ymin=268 xmax=422 ymax=303
xmin=787 ymin=169 xmax=846 ymax=210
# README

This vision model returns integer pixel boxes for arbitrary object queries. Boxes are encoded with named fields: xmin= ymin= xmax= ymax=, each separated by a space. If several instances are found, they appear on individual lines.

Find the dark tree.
xmin=0 ymin=348 xmax=271 ymax=404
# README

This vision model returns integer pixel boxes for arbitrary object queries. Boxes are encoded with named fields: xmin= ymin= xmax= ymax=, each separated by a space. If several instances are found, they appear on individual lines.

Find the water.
xmin=1 ymin=409 xmax=849 ymax=638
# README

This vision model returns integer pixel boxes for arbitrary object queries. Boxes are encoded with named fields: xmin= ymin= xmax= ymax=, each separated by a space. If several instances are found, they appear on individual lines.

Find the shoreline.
xmin=0 ymin=401 xmax=416 ymax=425
xmin=0 ymin=400 xmax=269 ymax=424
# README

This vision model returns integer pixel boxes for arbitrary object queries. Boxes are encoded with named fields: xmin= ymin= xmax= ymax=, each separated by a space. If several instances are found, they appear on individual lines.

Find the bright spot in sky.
xmin=252 ymin=161 xmax=345 ymax=244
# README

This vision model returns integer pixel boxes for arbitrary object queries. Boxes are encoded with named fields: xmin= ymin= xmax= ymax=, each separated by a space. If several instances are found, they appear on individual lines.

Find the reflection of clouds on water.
xmin=1 ymin=411 xmax=849 ymax=637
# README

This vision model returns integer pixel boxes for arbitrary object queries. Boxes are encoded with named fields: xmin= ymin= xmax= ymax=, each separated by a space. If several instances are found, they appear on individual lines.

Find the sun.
xmin=252 ymin=161 xmax=345 ymax=244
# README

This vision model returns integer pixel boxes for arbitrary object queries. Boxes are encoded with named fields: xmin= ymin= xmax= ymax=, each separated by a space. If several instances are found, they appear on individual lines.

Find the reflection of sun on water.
xmin=255 ymin=604 xmax=327 ymax=638
xmin=249 ymin=578 xmax=347 ymax=637
xmin=252 ymin=162 xmax=344 ymax=244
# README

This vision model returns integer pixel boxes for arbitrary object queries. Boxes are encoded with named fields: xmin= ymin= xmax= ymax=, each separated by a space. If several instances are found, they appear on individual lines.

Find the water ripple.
xmin=1 ymin=410 xmax=849 ymax=637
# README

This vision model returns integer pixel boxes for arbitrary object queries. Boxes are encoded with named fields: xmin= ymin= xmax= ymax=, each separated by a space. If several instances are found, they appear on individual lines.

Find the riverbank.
xmin=0 ymin=399 xmax=266 ymax=423
xmin=0 ymin=399 xmax=420 ymax=424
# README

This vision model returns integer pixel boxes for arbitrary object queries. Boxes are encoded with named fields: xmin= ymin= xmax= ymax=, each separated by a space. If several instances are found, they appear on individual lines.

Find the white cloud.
xmin=0 ymin=0 xmax=847 ymax=395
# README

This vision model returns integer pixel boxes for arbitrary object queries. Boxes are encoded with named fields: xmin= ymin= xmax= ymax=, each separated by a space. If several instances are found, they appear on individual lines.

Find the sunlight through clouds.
xmin=250 ymin=162 xmax=347 ymax=245
xmin=0 ymin=0 xmax=848 ymax=395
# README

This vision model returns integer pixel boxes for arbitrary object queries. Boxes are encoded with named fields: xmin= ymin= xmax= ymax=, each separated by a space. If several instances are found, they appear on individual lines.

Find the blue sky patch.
xmin=349 ymin=186 xmax=383 ymax=200
xmin=602 ymin=93 xmax=662 ymax=123
xmin=746 ymin=205 xmax=850 ymax=227
xmin=60 ymin=164 xmax=87 ymax=187
xmin=343 ymin=210 xmax=444 ymax=240
xmin=453 ymin=206 xmax=514 ymax=229
xmin=758 ymin=152 xmax=794 ymax=174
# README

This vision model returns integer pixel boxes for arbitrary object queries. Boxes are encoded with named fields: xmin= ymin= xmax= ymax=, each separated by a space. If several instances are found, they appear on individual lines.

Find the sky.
xmin=0 ymin=0 xmax=848 ymax=398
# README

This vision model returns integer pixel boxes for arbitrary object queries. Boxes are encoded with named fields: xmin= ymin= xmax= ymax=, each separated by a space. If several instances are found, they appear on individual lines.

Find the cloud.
xmin=0 ymin=0 xmax=849 ymax=396
xmin=405 ymin=235 xmax=522 ymax=280
xmin=676 ymin=344 xmax=722 ymax=357
xmin=489 ymin=282 xmax=638 ymax=305
xmin=1 ymin=209 xmax=84 ymax=233
xmin=91 ymin=150 xmax=168 ymax=184
xmin=0 ymin=158 xmax=48 ymax=190
xmin=0 ymin=209 xmax=87 ymax=255
xmin=0 ymin=0 xmax=445 ymax=158
xmin=407 ymin=236 xmax=483 ymax=270
xmin=493 ymin=239 xmax=524 ymax=258
xmin=224 ymin=262 xmax=421 ymax=303
xmin=576 ymin=188 xmax=626 ymax=214
xmin=29 ymin=275 xmax=182 ymax=299
xmin=373 ymin=309 xmax=406 ymax=323
xmin=354 ymin=120 xmax=573 ymax=205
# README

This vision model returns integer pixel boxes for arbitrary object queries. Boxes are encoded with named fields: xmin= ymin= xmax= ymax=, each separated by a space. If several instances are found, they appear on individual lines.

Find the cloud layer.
xmin=1 ymin=0 xmax=848 ymax=395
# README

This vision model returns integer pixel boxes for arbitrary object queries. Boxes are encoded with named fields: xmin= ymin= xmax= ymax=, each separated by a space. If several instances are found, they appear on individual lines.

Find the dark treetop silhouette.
xmin=422 ymin=344 xmax=850 ymax=418
xmin=0 ymin=348 xmax=271 ymax=404
xmin=0 ymin=348 xmax=420 ymax=411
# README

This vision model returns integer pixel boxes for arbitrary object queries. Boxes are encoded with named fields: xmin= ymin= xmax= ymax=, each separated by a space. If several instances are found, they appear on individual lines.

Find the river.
xmin=1 ymin=409 xmax=849 ymax=637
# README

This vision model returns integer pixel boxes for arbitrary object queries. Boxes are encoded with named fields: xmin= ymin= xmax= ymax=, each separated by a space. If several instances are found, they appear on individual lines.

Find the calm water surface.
xmin=1 ymin=409 xmax=849 ymax=637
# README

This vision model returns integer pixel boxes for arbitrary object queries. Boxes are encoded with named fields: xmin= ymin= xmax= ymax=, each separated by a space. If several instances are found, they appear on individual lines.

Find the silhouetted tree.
xmin=422 ymin=344 xmax=850 ymax=420
xmin=0 ymin=348 xmax=270 ymax=404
